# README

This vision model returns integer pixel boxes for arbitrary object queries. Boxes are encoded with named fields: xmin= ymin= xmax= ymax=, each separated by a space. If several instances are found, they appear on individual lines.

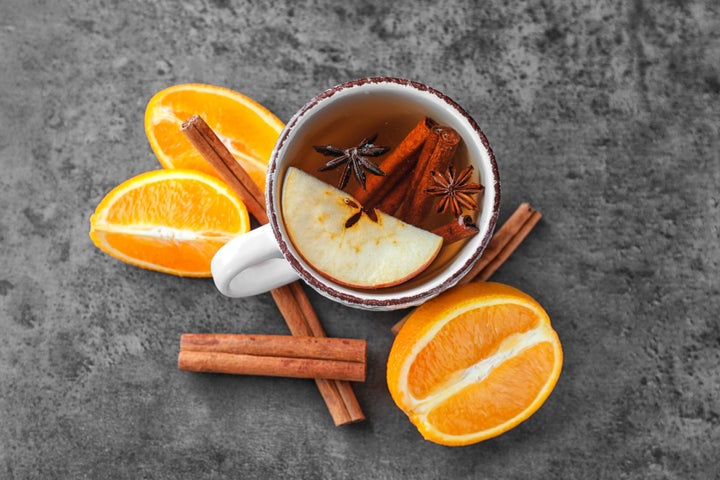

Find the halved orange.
xmin=144 ymin=83 xmax=284 ymax=191
xmin=89 ymin=169 xmax=250 ymax=277
xmin=387 ymin=282 xmax=562 ymax=446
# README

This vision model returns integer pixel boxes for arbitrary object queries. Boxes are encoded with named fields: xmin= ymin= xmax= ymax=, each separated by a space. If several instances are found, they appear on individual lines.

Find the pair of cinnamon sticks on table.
xmin=179 ymin=333 xmax=366 ymax=382
xmin=179 ymin=115 xmax=541 ymax=426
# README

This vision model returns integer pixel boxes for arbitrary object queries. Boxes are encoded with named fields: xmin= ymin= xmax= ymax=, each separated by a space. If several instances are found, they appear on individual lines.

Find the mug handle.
xmin=211 ymin=224 xmax=300 ymax=297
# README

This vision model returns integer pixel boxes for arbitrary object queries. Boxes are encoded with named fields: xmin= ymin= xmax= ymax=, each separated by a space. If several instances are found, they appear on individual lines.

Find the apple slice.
xmin=281 ymin=167 xmax=443 ymax=289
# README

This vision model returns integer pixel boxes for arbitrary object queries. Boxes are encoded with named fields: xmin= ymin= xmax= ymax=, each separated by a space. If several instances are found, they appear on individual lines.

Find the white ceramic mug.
xmin=211 ymin=77 xmax=500 ymax=310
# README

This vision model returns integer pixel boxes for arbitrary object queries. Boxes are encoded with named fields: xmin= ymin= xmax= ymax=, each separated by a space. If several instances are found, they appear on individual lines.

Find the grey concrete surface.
xmin=1 ymin=1 xmax=719 ymax=478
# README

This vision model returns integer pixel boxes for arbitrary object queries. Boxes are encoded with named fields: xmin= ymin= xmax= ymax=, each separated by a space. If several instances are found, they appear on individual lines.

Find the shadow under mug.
xmin=211 ymin=77 xmax=500 ymax=311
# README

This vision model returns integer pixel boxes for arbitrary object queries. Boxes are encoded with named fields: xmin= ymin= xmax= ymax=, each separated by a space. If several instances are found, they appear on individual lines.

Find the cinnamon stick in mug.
xmin=432 ymin=215 xmax=480 ymax=245
xmin=399 ymin=126 xmax=460 ymax=226
xmin=351 ymin=117 xmax=437 ymax=209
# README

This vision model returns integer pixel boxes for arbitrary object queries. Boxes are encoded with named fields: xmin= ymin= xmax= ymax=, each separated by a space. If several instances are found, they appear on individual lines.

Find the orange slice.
xmin=387 ymin=282 xmax=562 ymax=446
xmin=144 ymin=83 xmax=284 ymax=191
xmin=89 ymin=169 xmax=250 ymax=277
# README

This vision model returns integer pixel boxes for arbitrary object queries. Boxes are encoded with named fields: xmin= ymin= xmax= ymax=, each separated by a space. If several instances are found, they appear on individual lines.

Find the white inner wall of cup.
xmin=269 ymin=80 xmax=498 ymax=306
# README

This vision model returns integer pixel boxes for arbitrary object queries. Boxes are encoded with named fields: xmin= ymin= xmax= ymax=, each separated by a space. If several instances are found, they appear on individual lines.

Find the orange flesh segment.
xmin=102 ymin=177 xmax=245 ymax=230
xmin=145 ymin=85 xmax=283 ymax=191
xmin=151 ymin=91 xmax=273 ymax=161
xmin=98 ymin=231 xmax=229 ymax=273
xmin=425 ymin=341 xmax=557 ymax=435
xmin=408 ymin=303 xmax=541 ymax=400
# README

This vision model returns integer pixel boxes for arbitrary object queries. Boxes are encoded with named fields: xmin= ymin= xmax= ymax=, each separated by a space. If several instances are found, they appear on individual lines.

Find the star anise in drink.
xmin=426 ymin=165 xmax=484 ymax=216
xmin=315 ymin=134 xmax=389 ymax=190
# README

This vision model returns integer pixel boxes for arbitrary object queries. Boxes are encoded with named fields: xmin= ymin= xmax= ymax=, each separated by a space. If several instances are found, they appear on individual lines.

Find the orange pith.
xmin=89 ymin=169 xmax=250 ymax=277
xmin=144 ymin=83 xmax=284 ymax=192
xmin=387 ymin=282 xmax=562 ymax=446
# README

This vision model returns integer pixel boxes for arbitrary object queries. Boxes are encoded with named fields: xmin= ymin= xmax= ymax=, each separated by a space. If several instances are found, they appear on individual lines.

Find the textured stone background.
xmin=1 ymin=0 xmax=719 ymax=478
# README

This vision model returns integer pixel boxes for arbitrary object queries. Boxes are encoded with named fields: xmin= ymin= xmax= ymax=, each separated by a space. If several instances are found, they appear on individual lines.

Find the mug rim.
xmin=266 ymin=77 xmax=500 ymax=309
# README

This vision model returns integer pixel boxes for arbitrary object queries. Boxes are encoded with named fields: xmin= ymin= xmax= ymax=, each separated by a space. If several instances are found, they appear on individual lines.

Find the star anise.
xmin=343 ymin=198 xmax=378 ymax=228
xmin=315 ymin=134 xmax=389 ymax=190
xmin=426 ymin=165 xmax=485 ymax=217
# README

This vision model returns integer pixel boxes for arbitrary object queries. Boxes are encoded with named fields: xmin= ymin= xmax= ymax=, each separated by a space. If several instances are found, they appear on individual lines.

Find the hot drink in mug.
xmin=211 ymin=77 xmax=500 ymax=311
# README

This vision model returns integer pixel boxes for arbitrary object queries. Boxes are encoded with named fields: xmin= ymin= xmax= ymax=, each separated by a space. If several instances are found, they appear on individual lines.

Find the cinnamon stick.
xmin=457 ymin=203 xmax=541 ymax=285
xmin=180 ymin=333 xmax=366 ymax=363
xmin=179 ymin=351 xmax=365 ymax=381
xmin=431 ymin=215 xmax=479 ymax=245
xmin=400 ymin=126 xmax=461 ymax=226
xmin=390 ymin=203 xmax=542 ymax=335
xmin=398 ymin=126 xmax=439 ymax=213
xmin=178 ymin=334 xmax=366 ymax=382
xmin=351 ymin=117 xmax=437 ymax=208
xmin=376 ymin=127 xmax=439 ymax=215
xmin=283 ymin=282 xmax=366 ymax=421
xmin=271 ymin=283 xmax=365 ymax=423
xmin=472 ymin=207 xmax=542 ymax=282
xmin=181 ymin=116 xmax=267 ymax=223
xmin=374 ymin=174 xmax=410 ymax=215
xmin=181 ymin=115 xmax=365 ymax=425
